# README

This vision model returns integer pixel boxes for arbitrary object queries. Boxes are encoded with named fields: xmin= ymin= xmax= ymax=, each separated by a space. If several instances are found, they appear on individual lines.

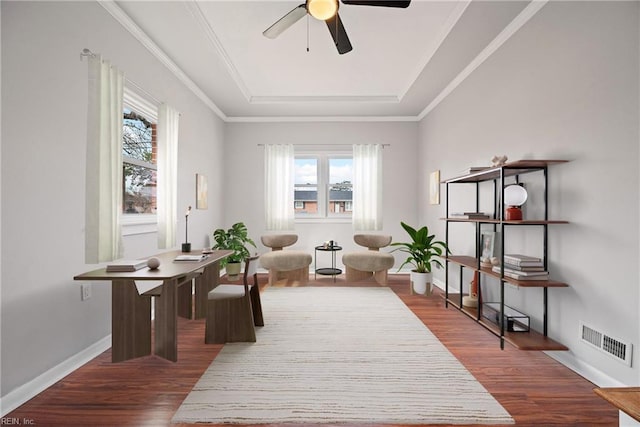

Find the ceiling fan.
xmin=263 ymin=0 xmax=411 ymax=55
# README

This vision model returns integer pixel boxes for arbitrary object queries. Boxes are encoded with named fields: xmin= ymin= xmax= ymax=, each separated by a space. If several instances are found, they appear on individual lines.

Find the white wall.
xmin=223 ymin=121 xmax=419 ymax=269
xmin=1 ymin=1 xmax=225 ymax=399
xmin=418 ymin=1 xmax=639 ymax=386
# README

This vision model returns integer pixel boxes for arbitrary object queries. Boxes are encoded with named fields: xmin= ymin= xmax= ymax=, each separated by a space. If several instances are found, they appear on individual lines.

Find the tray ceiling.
xmin=110 ymin=0 xmax=536 ymax=120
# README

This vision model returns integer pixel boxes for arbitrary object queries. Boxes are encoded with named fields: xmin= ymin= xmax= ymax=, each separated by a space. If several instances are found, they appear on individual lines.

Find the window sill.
xmin=296 ymin=217 xmax=352 ymax=224
xmin=122 ymin=214 xmax=157 ymax=236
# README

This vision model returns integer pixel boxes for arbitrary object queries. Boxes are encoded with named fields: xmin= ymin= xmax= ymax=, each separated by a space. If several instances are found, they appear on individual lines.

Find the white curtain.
xmin=85 ymin=55 xmax=124 ymax=263
xmin=264 ymin=144 xmax=294 ymax=230
xmin=352 ymin=144 xmax=383 ymax=231
xmin=157 ymin=104 xmax=180 ymax=249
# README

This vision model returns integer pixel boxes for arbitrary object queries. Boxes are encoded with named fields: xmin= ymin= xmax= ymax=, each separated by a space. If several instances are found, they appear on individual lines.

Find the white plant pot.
xmin=410 ymin=271 xmax=433 ymax=296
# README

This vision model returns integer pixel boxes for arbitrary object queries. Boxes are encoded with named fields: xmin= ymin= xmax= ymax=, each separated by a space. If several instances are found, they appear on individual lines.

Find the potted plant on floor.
xmin=390 ymin=221 xmax=449 ymax=295
xmin=211 ymin=222 xmax=257 ymax=278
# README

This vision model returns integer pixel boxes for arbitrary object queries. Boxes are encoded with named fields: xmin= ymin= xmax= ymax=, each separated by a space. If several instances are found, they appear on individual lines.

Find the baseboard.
xmin=0 ymin=335 xmax=111 ymax=417
xmin=433 ymin=277 xmax=450 ymax=291
xmin=432 ymin=278 xmax=625 ymax=388
xmin=2 ymin=267 xmax=226 ymax=416
xmin=544 ymin=351 xmax=628 ymax=388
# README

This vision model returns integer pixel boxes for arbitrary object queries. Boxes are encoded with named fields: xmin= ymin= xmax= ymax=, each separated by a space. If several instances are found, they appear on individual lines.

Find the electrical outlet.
xmin=81 ymin=283 xmax=91 ymax=301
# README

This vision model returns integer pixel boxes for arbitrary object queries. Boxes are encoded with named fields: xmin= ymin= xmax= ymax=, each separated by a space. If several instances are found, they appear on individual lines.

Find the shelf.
xmin=443 ymin=160 xmax=568 ymax=184
xmin=442 ymin=159 xmax=568 ymax=351
xmin=446 ymin=255 xmax=569 ymax=288
xmin=443 ymin=218 xmax=569 ymax=225
xmin=445 ymin=294 xmax=568 ymax=351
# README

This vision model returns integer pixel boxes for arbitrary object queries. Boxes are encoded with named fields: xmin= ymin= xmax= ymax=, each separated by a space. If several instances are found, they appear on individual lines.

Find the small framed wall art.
xmin=196 ymin=173 xmax=208 ymax=209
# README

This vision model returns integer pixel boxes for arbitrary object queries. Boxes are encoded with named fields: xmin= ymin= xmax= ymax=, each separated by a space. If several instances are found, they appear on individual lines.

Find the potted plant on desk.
xmin=391 ymin=221 xmax=449 ymax=295
xmin=211 ymin=222 xmax=256 ymax=279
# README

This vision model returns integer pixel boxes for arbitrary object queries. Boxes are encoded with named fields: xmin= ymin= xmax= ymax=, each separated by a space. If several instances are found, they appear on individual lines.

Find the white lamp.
xmin=504 ymin=184 xmax=528 ymax=220
xmin=307 ymin=0 xmax=338 ymax=20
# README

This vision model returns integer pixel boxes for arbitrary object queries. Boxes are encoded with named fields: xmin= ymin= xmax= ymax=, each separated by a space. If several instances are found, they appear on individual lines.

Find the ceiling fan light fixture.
xmin=307 ymin=0 xmax=338 ymax=21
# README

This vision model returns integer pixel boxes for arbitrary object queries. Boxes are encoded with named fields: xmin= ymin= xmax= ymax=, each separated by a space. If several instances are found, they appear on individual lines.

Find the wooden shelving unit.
xmin=442 ymin=160 xmax=569 ymax=351
xmin=445 ymin=293 xmax=568 ymax=351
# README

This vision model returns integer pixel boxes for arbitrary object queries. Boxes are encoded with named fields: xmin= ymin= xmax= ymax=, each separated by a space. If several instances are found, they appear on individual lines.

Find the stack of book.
xmin=174 ymin=254 xmax=209 ymax=262
xmin=106 ymin=259 xmax=147 ymax=272
xmin=492 ymin=254 xmax=548 ymax=281
xmin=450 ymin=212 xmax=491 ymax=219
xmin=460 ymin=166 xmax=488 ymax=175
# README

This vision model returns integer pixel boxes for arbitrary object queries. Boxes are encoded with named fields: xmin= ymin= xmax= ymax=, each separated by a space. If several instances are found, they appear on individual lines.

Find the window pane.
xmin=329 ymin=158 xmax=352 ymax=215
xmin=328 ymin=184 xmax=352 ymax=214
xmin=123 ymin=107 xmax=156 ymax=214
xmin=123 ymin=108 xmax=154 ymax=163
xmin=124 ymin=164 xmax=157 ymax=214
xmin=295 ymin=158 xmax=318 ymax=215
xmin=329 ymin=158 xmax=352 ymax=184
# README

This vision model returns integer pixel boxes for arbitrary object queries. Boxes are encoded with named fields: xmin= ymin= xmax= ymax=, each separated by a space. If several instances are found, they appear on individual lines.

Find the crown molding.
xmin=97 ymin=0 xmax=227 ymax=120
xmin=225 ymin=115 xmax=420 ymax=123
xmin=184 ymin=1 xmax=252 ymax=102
xmin=398 ymin=0 xmax=471 ymax=101
xmin=418 ymin=0 xmax=548 ymax=120
xmin=249 ymin=95 xmax=400 ymax=104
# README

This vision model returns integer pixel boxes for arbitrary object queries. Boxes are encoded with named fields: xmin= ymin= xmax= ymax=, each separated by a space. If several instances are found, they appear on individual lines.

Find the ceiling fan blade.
xmin=325 ymin=13 xmax=352 ymax=55
xmin=341 ymin=0 xmax=410 ymax=7
xmin=263 ymin=4 xmax=307 ymax=39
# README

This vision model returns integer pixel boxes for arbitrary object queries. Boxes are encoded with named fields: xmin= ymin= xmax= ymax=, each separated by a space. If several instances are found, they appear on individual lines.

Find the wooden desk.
xmin=74 ymin=250 xmax=232 ymax=362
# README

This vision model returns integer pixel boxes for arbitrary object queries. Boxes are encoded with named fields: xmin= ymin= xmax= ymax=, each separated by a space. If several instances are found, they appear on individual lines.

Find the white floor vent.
xmin=580 ymin=322 xmax=632 ymax=367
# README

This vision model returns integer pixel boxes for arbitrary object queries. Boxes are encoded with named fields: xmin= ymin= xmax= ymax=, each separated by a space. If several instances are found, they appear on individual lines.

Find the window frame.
xmin=294 ymin=150 xmax=352 ymax=223
xmin=121 ymin=88 xmax=159 ymax=235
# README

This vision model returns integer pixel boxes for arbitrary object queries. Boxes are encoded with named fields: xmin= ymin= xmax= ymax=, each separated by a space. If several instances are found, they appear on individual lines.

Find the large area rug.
xmin=172 ymin=287 xmax=514 ymax=425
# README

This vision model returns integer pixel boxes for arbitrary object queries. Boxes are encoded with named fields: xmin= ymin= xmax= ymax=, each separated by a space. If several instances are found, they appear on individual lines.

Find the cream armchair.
xmin=341 ymin=234 xmax=395 ymax=285
xmin=259 ymin=234 xmax=312 ymax=286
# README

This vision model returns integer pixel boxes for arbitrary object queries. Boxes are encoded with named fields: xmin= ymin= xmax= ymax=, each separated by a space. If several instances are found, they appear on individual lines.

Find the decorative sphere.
xmin=147 ymin=257 xmax=160 ymax=270
xmin=490 ymin=257 xmax=500 ymax=266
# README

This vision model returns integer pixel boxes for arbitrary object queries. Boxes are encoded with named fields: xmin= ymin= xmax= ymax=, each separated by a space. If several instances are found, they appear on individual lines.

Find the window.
xmin=294 ymin=154 xmax=352 ymax=219
xmin=122 ymin=89 xmax=159 ymax=229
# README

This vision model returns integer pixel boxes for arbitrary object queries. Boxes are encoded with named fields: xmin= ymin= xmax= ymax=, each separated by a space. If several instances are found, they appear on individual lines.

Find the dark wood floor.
xmin=6 ymin=274 xmax=618 ymax=426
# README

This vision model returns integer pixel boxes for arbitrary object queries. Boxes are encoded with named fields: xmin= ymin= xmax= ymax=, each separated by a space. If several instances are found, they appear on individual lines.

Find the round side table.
xmin=314 ymin=245 xmax=342 ymax=282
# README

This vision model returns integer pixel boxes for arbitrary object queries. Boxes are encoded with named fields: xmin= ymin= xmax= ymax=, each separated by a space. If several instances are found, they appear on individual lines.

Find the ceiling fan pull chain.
xmin=306 ymin=14 xmax=310 ymax=52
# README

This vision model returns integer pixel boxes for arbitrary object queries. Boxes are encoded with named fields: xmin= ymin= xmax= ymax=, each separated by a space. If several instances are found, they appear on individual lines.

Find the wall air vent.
xmin=580 ymin=321 xmax=632 ymax=367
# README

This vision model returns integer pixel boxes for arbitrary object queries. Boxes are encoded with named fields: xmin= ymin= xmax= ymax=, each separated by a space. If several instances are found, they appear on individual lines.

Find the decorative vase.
xmin=462 ymin=271 xmax=479 ymax=308
xmin=410 ymin=271 xmax=433 ymax=296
